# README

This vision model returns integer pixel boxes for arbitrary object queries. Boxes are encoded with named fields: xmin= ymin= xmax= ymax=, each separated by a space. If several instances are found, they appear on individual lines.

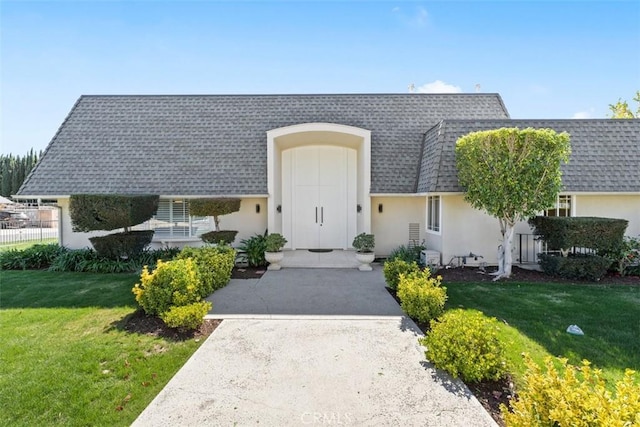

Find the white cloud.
xmin=572 ymin=108 xmax=594 ymax=119
xmin=417 ymin=80 xmax=462 ymax=93
xmin=392 ymin=6 xmax=400 ymax=13
xmin=572 ymin=111 xmax=591 ymax=119
xmin=413 ymin=6 xmax=428 ymax=27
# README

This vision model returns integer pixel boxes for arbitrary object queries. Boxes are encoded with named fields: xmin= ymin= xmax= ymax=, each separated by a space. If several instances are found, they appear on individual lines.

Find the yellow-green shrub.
xmin=383 ymin=258 xmax=420 ymax=291
xmin=397 ymin=269 xmax=446 ymax=323
xmin=132 ymin=258 xmax=201 ymax=315
xmin=177 ymin=245 xmax=236 ymax=296
xmin=161 ymin=301 xmax=212 ymax=331
xmin=420 ymin=309 xmax=506 ymax=383
xmin=502 ymin=355 xmax=640 ymax=427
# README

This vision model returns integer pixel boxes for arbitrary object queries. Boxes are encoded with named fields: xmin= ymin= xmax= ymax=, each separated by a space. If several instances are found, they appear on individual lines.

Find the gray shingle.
xmin=17 ymin=94 xmax=509 ymax=196
xmin=417 ymin=119 xmax=640 ymax=193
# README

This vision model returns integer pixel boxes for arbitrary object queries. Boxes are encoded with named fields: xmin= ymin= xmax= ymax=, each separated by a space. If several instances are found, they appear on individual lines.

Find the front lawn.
xmin=0 ymin=271 xmax=207 ymax=426
xmin=445 ymin=281 xmax=640 ymax=386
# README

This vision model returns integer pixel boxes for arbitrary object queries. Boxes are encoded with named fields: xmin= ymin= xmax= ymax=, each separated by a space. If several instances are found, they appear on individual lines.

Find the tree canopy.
xmin=0 ymin=149 xmax=42 ymax=197
xmin=609 ymin=90 xmax=640 ymax=118
xmin=455 ymin=127 xmax=571 ymax=279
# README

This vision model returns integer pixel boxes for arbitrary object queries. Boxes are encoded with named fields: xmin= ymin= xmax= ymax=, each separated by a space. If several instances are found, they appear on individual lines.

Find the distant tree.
xmin=0 ymin=149 xmax=42 ymax=197
xmin=455 ymin=128 xmax=571 ymax=280
xmin=608 ymin=91 xmax=640 ymax=118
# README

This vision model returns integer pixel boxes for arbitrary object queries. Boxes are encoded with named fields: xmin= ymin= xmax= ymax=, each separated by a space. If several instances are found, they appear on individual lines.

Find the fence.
xmin=516 ymin=233 xmax=596 ymax=264
xmin=0 ymin=217 xmax=59 ymax=247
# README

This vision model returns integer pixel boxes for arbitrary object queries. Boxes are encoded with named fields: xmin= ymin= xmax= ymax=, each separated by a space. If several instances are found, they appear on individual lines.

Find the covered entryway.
xmin=267 ymin=123 xmax=372 ymax=251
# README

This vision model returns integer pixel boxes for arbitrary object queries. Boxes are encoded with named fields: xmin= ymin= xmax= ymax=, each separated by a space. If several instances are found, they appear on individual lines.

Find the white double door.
xmin=287 ymin=146 xmax=354 ymax=249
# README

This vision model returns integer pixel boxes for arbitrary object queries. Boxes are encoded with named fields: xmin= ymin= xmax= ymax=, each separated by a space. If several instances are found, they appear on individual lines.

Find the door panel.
xmin=290 ymin=145 xmax=351 ymax=249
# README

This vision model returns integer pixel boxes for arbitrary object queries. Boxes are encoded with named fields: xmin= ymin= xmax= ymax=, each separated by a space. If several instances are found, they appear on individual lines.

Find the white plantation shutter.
xmin=136 ymin=199 xmax=214 ymax=239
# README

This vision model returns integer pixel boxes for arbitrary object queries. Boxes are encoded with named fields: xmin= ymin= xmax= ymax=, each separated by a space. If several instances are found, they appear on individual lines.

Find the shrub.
xmin=421 ymin=309 xmax=507 ymax=383
xmin=176 ymin=245 xmax=236 ymax=295
xmin=69 ymin=194 xmax=159 ymax=232
xmin=383 ymin=258 xmax=420 ymax=291
xmin=0 ymin=244 xmax=66 ymax=270
xmin=388 ymin=244 xmax=425 ymax=265
xmin=160 ymin=301 xmax=212 ymax=331
xmin=238 ymin=233 xmax=268 ymax=267
xmin=529 ymin=216 xmax=628 ymax=253
xmin=89 ymin=230 xmax=154 ymax=259
xmin=502 ymin=355 xmax=640 ymax=426
xmin=352 ymin=233 xmax=375 ymax=252
xmin=190 ymin=198 xmax=241 ymax=237
xmin=599 ymin=235 xmax=640 ymax=276
xmin=264 ymin=233 xmax=287 ymax=252
xmin=397 ymin=269 xmax=446 ymax=323
xmin=200 ymin=230 xmax=238 ymax=245
xmin=48 ymin=248 xmax=98 ymax=272
xmin=538 ymin=253 xmax=611 ymax=281
xmin=132 ymin=259 xmax=201 ymax=316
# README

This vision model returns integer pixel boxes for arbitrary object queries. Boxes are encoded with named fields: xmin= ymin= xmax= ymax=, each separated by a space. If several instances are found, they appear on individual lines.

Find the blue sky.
xmin=1 ymin=1 xmax=639 ymax=155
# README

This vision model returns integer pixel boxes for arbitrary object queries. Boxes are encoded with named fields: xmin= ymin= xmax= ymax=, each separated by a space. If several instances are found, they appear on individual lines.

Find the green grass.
xmin=444 ymin=281 xmax=640 ymax=386
xmin=0 ymin=270 xmax=206 ymax=426
xmin=0 ymin=238 xmax=58 ymax=252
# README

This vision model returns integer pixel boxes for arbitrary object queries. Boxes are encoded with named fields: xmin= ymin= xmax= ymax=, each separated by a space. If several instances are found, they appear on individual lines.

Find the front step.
xmin=279 ymin=249 xmax=361 ymax=269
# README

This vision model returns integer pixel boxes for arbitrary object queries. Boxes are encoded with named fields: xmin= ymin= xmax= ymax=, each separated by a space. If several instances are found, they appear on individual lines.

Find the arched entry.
xmin=266 ymin=123 xmax=372 ymax=250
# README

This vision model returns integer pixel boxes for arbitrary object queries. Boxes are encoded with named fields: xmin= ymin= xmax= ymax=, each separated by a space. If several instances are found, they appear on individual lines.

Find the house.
xmin=15 ymin=94 xmax=640 ymax=266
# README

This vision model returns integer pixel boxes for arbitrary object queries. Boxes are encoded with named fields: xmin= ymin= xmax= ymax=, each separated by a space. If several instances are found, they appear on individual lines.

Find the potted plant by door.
xmin=352 ymin=232 xmax=375 ymax=271
xmin=264 ymin=233 xmax=287 ymax=271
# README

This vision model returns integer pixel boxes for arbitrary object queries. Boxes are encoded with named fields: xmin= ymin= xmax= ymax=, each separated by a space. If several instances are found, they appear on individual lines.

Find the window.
xmin=427 ymin=196 xmax=440 ymax=232
xmin=545 ymin=195 xmax=572 ymax=217
xmin=135 ymin=199 xmax=213 ymax=239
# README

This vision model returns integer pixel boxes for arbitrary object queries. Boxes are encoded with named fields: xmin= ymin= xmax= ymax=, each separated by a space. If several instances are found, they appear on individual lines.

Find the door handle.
xmin=321 ymin=207 xmax=324 ymax=224
xmin=315 ymin=207 xmax=318 ymax=224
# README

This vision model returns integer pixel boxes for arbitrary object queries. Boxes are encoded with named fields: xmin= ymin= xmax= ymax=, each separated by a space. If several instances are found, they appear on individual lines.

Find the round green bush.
xmin=161 ymin=301 xmax=212 ymax=331
xmin=177 ymin=245 xmax=236 ymax=296
xmin=397 ymin=269 xmax=447 ymax=323
xmin=420 ymin=309 xmax=507 ymax=383
xmin=383 ymin=258 xmax=420 ymax=291
xmin=132 ymin=258 xmax=201 ymax=315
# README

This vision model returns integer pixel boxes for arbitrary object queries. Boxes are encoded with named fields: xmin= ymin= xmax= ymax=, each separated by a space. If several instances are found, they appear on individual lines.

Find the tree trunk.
xmin=492 ymin=218 xmax=515 ymax=281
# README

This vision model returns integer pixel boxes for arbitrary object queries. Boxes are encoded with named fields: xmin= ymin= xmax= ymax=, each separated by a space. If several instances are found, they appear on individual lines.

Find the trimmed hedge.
xmin=89 ymin=230 xmax=154 ymax=259
xmin=383 ymin=258 xmax=420 ymax=291
xmin=529 ymin=216 xmax=628 ymax=252
xmin=538 ymin=253 xmax=611 ymax=281
xmin=200 ymin=230 xmax=239 ymax=245
xmin=421 ymin=309 xmax=507 ymax=383
xmin=70 ymin=194 xmax=159 ymax=232
xmin=397 ymin=269 xmax=447 ymax=324
xmin=190 ymin=198 xmax=241 ymax=217
xmin=176 ymin=245 xmax=236 ymax=296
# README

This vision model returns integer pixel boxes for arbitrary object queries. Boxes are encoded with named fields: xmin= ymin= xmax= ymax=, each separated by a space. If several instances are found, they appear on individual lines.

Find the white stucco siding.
xmin=218 ymin=197 xmax=268 ymax=244
xmin=371 ymin=196 xmax=425 ymax=257
xmin=439 ymin=195 xmax=535 ymax=267
xmin=574 ymin=194 xmax=640 ymax=237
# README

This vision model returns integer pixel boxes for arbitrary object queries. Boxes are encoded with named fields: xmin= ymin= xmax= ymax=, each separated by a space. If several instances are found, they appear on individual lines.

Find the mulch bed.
xmin=231 ymin=266 xmax=267 ymax=279
xmin=116 ymin=310 xmax=221 ymax=342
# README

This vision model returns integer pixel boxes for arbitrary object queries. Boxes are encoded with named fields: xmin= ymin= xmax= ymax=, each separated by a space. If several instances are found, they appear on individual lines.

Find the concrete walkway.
xmin=132 ymin=268 xmax=497 ymax=427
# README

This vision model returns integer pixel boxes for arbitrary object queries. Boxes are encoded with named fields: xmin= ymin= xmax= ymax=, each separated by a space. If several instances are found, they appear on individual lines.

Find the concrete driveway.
xmin=132 ymin=267 xmax=497 ymax=427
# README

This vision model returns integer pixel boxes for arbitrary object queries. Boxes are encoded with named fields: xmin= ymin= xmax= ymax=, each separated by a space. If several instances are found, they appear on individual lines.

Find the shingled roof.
xmin=418 ymin=119 xmax=640 ymax=193
xmin=17 ymin=94 xmax=509 ymax=197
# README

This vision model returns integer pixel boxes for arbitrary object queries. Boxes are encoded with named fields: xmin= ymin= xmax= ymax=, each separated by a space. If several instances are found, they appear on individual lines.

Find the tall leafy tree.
xmin=608 ymin=91 xmax=640 ymax=118
xmin=455 ymin=128 xmax=571 ymax=280
xmin=0 ymin=149 xmax=42 ymax=197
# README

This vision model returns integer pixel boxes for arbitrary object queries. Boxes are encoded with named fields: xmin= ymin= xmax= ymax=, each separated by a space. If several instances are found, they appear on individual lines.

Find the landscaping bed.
xmin=396 ymin=266 xmax=640 ymax=426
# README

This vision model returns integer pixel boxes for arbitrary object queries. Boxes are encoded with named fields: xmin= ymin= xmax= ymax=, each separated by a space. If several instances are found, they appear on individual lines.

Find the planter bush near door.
xmin=353 ymin=233 xmax=375 ymax=271
xmin=264 ymin=233 xmax=287 ymax=271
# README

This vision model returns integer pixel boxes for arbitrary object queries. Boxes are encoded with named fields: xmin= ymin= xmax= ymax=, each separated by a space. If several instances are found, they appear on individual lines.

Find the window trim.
xmin=427 ymin=195 xmax=441 ymax=234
